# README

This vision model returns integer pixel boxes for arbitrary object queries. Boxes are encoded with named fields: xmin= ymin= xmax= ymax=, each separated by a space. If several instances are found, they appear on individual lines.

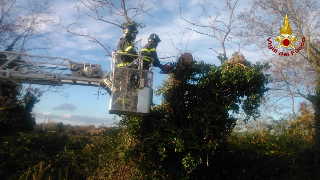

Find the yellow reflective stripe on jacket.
xmin=141 ymin=48 xmax=156 ymax=62
xmin=116 ymin=50 xmax=127 ymax=54
xmin=141 ymin=48 xmax=156 ymax=53
xmin=125 ymin=46 xmax=133 ymax=52
xmin=116 ymin=46 xmax=133 ymax=55
xmin=118 ymin=62 xmax=130 ymax=67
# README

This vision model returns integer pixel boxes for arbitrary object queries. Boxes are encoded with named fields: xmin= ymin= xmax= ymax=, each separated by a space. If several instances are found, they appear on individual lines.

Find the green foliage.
xmin=227 ymin=114 xmax=319 ymax=180
xmin=217 ymin=53 xmax=228 ymax=64
xmin=1 ymin=115 xmax=319 ymax=179
xmin=81 ymin=128 xmax=140 ymax=180
xmin=0 ymin=125 xmax=139 ymax=180
xmin=0 ymin=131 xmax=72 ymax=179
xmin=0 ymin=85 xmax=42 ymax=136
xmin=122 ymin=55 xmax=269 ymax=179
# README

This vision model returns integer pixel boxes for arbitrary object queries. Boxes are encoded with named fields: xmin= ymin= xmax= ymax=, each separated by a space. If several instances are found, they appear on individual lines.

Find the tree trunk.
xmin=313 ymin=94 xmax=320 ymax=164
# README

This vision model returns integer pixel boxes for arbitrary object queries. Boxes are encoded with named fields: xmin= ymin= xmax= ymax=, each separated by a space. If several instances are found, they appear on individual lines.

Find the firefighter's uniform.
xmin=141 ymin=33 xmax=161 ymax=70
xmin=115 ymin=25 xmax=139 ymax=111
xmin=117 ymin=27 xmax=137 ymax=67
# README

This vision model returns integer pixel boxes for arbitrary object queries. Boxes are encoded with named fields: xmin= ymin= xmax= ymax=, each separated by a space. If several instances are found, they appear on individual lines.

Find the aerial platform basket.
xmin=109 ymin=51 xmax=153 ymax=115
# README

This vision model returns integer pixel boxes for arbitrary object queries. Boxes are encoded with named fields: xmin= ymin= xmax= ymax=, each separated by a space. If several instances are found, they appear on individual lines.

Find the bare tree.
xmin=0 ymin=0 xmax=68 ymax=135
xmin=0 ymin=0 xmax=16 ymax=39
xmin=180 ymin=0 xmax=240 ymax=57
xmin=238 ymin=0 xmax=320 ymax=163
xmin=0 ymin=0 xmax=56 ymax=52
xmin=60 ymin=0 xmax=165 ymax=56
xmin=238 ymin=0 xmax=319 ymax=119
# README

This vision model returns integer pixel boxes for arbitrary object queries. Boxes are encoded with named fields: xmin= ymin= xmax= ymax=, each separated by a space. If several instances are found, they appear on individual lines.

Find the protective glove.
xmin=160 ymin=64 xmax=173 ymax=74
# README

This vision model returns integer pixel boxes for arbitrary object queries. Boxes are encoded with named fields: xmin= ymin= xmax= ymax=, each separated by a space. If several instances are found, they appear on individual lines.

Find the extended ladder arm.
xmin=0 ymin=51 xmax=154 ymax=115
xmin=0 ymin=51 xmax=111 ymax=88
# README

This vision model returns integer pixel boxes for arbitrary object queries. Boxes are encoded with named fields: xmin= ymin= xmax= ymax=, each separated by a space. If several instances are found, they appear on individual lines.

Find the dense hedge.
xmin=0 ymin=119 xmax=319 ymax=179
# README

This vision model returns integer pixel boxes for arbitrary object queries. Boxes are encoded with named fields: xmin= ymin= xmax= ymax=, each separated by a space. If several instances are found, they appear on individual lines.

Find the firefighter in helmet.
xmin=116 ymin=25 xmax=138 ymax=67
xmin=141 ymin=33 xmax=163 ymax=70
xmin=115 ymin=25 xmax=140 ymax=111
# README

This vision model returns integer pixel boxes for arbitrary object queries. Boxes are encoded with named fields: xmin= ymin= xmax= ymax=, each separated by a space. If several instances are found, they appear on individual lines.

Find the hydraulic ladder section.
xmin=0 ymin=51 xmax=153 ymax=115
xmin=0 ymin=51 xmax=112 ymax=89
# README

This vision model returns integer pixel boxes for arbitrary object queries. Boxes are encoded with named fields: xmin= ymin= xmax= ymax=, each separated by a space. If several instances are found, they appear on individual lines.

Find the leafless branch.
xmin=180 ymin=0 xmax=241 ymax=56
xmin=60 ymin=0 xmax=165 ymax=56
xmin=59 ymin=10 xmax=112 ymax=56
xmin=0 ymin=0 xmax=57 ymax=52
xmin=238 ymin=0 xmax=319 ymax=120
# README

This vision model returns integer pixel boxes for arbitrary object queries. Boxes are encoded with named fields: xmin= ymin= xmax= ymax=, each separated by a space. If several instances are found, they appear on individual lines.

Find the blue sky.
xmin=31 ymin=0 xmax=285 ymax=127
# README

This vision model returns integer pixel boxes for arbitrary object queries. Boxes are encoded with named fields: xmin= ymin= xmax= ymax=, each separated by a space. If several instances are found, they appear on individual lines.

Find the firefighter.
xmin=116 ymin=25 xmax=139 ymax=87
xmin=141 ymin=33 xmax=162 ymax=70
xmin=115 ymin=25 xmax=139 ymax=111
xmin=116 ymin=25 xmax=138 ymax=67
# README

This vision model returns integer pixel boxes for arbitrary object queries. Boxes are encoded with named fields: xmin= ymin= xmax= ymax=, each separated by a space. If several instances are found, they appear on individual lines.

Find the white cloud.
xmin=63 ymin=114 xmax=72 ymax=118
xmin=53 ymin=103 xmax=77 ymax=111
xmin=43 ymin=112 xmax=52 ymax=116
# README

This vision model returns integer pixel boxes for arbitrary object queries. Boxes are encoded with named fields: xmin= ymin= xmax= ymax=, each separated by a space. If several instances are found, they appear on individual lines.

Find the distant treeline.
xmin=35 ymin=122 xmax=108 ymax=135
